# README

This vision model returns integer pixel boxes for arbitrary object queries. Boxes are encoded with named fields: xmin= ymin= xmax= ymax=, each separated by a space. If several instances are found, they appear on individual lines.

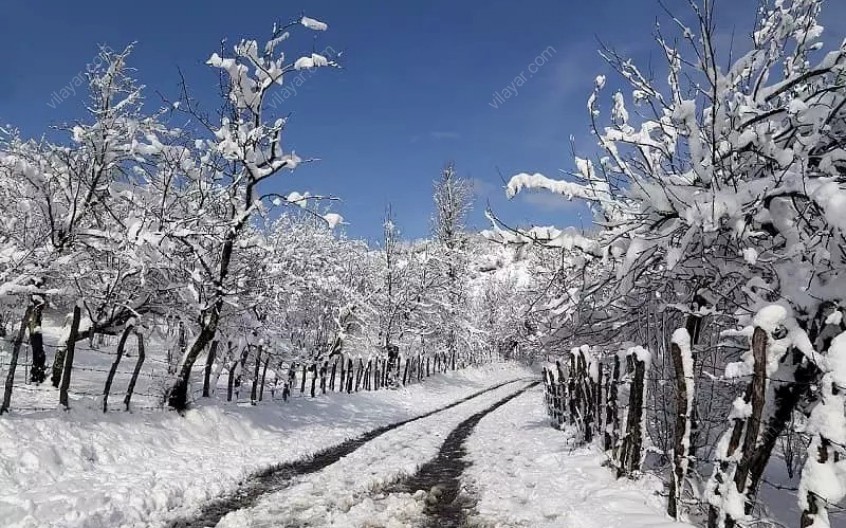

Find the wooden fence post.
xmin=0 ymin=306 xmax=35 ymax=415
xmin=555 ymin=360 xmax=566 ymax=427
xmin=594 ymin=361 xmax=603 ymax=441
xmin=605 ymin=354 xmax=620 ymax=453
xmin=669 ymin=329 xmax=694 ymax=519
xmin=620 ymin=350 xmax=647 ymax=476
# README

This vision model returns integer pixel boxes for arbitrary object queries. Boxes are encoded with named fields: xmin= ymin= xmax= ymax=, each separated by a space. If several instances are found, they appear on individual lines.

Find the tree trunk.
xmin=250 ymin=346 xmax=262 ymax=404
xmin=0 ymin=306 xmax=34 ymax=415
xmin=103 ymin=323 xmax=134 ymax=413
xmin=170 ymin=320 xmax=187 ymax=376
xmin=259 ymin=358 xmax=269 ymax=401
xmin=282 ymin=362 xmax=295 ymax=401
xmin=364 ymin=359 xmax=372 ymax=391
xmin=58 ymin=304 xmax=82 ymax=409
xmin=382 ymin=358 xmax=389 ymax=387
xmin=355 ymin=358 xmax=364 ymax=391
xmin=339 ymin=356 xmax=346 ymax=392
xmin=202 ymin=340 xmax=218 ymax=397
xmin=124 ymin=332 xmax=146 ymax=411
xmin=167 ymin=309 xmax=219 ymax=411
xmin=402 ymin=358 xmax=410 ymax=386
xmin=227 ymin=359 xmax=238 ymax=402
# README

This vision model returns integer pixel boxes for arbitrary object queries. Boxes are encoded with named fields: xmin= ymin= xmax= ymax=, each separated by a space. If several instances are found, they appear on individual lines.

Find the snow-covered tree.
xmin=498 ymin=0 xmax=846 ymax=524
xmin=429 ymin=164 xmax=473 ymax=368
xmin=163 ymin=16 xmax=337 ymax=410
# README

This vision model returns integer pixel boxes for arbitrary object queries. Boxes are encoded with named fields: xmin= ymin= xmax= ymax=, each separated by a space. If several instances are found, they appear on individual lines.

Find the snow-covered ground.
xmin=215 ymin=380 xmax=534 ymax=528
xmin=464 ymin=385 xmax=694 ymax=528
xmin=0 ymin=362 xmax=532 ymax=528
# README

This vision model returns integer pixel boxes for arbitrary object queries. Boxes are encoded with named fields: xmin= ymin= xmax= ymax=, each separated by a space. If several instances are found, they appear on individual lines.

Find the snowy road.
xmin=208 ymin=381 xmax=538 ymax=527
xmin=1 ymin=364 xmax=533 ymax=528
xmin=203 ymin=382 xmax=694 ymax=528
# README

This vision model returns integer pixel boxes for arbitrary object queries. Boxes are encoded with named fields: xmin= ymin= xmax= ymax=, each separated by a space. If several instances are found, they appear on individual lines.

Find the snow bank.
xmin=0 ymin=362 xmax=531 ymax=528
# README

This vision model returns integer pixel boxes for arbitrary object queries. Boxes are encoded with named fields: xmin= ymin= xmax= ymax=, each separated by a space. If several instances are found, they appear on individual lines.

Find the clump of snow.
xmin=742 ymin=247 xmax=758 ymax=265
xmin=294 ymin=53 xmax=329 ymax=70
xmin=753 ymin=304 xmax=788 ymax=333
xmin=322 ymin=212 xmax=344 ymax=229
xmin=626 ymin=345 xmax=651 ymax=366
xmin=286 ymin=190 xmax=310 ymax=206
xmin=300 ymin=16 xmax=328 ymax=31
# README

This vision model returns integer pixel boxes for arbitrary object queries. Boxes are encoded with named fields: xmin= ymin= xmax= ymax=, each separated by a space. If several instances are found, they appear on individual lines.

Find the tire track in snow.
xmin=390 ymin=380 xmax=541 ymax=528
xmin=404 ymin=382 xmax=540 ymax=526
xmin=167 ymin=377 xmax=529 ymax=528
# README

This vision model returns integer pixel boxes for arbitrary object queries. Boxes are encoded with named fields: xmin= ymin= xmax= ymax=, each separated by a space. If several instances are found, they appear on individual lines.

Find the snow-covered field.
xmin=0 ymin=362 xmax=532 ymax=528
xmin=464 ymin=386 xmax=693 ymax=528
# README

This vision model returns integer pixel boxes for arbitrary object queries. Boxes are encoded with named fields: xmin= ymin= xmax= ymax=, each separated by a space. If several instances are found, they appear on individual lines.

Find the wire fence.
xmin=0 ymin=338 xmax=495 ymax=414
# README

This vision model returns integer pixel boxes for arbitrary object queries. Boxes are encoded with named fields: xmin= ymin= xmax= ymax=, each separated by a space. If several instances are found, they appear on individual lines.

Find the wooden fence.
xmin=277 ymin=350 xmax=456 ymax=401
xmin=543 ymin=345 xmax=649 ymax=478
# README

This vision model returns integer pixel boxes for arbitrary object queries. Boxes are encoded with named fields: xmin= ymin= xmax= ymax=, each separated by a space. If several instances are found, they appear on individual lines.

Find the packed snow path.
xmin=212 ymin=381 xmax=537 ymax=527
xmin=387 ymin=381 xmax=540 ymax=527
xmin=169 ymin=379 xmax=531 ymax=528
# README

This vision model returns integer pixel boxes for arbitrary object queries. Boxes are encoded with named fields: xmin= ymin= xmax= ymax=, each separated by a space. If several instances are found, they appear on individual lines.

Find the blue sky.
xmin=1 ymin=1 xmax=845 ymax=241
